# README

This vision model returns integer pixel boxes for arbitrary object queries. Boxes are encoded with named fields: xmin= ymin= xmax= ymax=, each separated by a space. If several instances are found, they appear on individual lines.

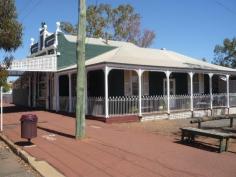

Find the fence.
xmin=87 ymin=97 xmax=105 ymax=116
xmin=142 ymin=95 xmax=167 ymax=113
xmin=193 ymin=94 xmax=210 ymax=109
xmin=170 ymin=94 xmax=191 ymax=111
xmin=109 ymin=96 xmax=139 ymax=116
xmin=1 ymin=93 xmax=12 ymax=104
xmin=229 ymin=93 xmax=236 ymax=107
xmin=212 ymin=93 xmax=227 ymax=107
xmin=59 ymin=96 xmax=69 ymax=112
xmin=60 ymin=93 xmax=236 ymax=117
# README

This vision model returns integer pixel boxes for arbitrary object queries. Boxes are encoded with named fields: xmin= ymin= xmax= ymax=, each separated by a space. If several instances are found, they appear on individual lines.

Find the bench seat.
xmin=181 ymin=127 xmax=231 ymax=153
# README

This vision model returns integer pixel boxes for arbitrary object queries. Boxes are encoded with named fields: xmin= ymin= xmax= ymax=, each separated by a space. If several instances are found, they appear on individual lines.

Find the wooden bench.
xmin=181 ymin=127 xmax=231 ymax=153
xmin=190 ymin=115 xmax=236 ymax=128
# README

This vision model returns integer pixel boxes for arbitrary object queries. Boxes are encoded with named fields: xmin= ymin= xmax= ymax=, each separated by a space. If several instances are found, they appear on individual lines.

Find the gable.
xmin=57 ymin=33 xmax=116 ymax=69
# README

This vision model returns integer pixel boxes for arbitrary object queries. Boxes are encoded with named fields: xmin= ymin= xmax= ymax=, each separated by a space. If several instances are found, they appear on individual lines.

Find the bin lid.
xmin=20 ymin=114 xmax=38 ymax=122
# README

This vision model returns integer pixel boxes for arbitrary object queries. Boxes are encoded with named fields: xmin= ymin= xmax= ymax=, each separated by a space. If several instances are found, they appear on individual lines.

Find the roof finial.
xmin=56 ymin=21 xmax=61 ymax=32
xmin=30 ymin=38 xmax=34 ymax=46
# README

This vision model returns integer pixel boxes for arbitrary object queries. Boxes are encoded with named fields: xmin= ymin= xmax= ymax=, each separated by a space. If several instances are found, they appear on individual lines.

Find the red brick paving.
xmin=2 ymin=104 xmax=236 ymax=177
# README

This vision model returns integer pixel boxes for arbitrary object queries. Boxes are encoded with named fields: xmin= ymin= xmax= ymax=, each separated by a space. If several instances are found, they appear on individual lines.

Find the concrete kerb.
xmin=0 ymin=133 xmax=65 ymax=177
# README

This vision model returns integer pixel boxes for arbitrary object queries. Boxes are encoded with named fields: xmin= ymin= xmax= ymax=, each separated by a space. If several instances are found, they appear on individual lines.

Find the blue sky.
xmin=1 ymin=0 xmax=236 ymax=63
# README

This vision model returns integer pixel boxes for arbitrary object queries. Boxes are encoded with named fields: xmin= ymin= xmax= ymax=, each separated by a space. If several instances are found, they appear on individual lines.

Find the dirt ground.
xmin=2 ymin=104 xmax=236 ymax=177
xmin=114 ymin=118 xmax=236 ymax=152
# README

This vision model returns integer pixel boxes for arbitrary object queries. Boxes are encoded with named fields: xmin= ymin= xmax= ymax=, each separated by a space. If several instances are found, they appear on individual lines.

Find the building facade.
xmin=10 ymin=22 xmax=236 ymax=122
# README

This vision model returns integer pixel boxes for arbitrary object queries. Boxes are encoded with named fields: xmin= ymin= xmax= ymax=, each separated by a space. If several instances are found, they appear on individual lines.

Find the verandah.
xmin=57 ymin=65 xmax=236 ymax=118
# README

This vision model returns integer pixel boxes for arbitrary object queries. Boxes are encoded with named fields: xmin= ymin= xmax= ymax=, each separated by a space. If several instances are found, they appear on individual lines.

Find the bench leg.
xmin=230 ymin=118 xmax=233 ymax=128
xmin=219 ymin=138 xmax=226 ymax=153
xmin=190 ymin=135 xmax=195 ymax=142
xmin=225 ymin=138 xmax=229 ymax=152
xmin=198 ymin=122 xmax=201 ymax=129
xmin=181 ymin=132 xmax=185 ymax=142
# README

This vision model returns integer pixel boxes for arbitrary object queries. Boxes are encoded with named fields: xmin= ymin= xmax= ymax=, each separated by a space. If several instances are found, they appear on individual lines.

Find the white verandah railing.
xmin=229 ymin=93 xmax=236 ymax=107
xmin=142 ymin=95 xmax=167 ymax=113
xmin=62 ymin=93 xmax=236 ymax=117
xmin=109 ymin=96 xmax=139 ymax=116
xmin=59 ymin=96 xmax=69 ymax=112
xmin=9 ymin=54 xmax=57 ymax=72
xmin=212 ymin=93 xmax=227 ymax=107
xmin=87 ymin=97 xmax=105 ymax=116
xmin=169 ymin=95 xmax=191 ymax=111
xmin=193 ymin=94 xmax=211 ymax=109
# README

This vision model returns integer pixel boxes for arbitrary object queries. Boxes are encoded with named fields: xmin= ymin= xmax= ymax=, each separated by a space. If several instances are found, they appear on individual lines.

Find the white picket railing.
xmin=59 ymin=93 xmax=236 ymax=116
xmin=193 ymin=94 xmax=210 ymax=109
xmin=109 ymin=96 xmax=139 ymax=116
xmin=142 ymin=95 xmax=167 ymax=113
xmin=59 ymin=96 xmax=69 ymax=112
xmin=170 ymin=94 xmax=191 ymax=111
xmin=87 ymin=97 xmax=105 ymax=116
xmin=229 ymin=93 xmax=236 ymax=107
xmin=212 ymin=93 xmax=227 ymax=107
xmin=9 ymin=54 xmax=57 ymax=72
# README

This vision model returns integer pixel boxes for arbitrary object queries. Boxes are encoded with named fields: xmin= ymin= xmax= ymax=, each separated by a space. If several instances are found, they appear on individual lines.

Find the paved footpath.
xmin=0 ymin=139 xmax=41 ymax=177
xmin=1 ymin=105 xmax=236 ymax=177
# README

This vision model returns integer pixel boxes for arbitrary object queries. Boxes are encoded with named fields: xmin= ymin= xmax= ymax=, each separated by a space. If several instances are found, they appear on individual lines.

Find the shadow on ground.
xmin=175 ymin=139 xmax=220 ymax=153
xmin=37 ymin=126 xmax=75 ymax=139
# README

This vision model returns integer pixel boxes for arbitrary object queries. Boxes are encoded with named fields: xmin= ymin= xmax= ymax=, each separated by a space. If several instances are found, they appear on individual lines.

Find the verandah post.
xmin=137 ymin=69 xmax=144 ymax=117
xmin=33 ymin=72 xmax=37 ymax=107
xmin=104 ymin=66 xmax=111 ymax=118
xmin=68 ymin=73 xmax=72 ymax=113
xmin=208 ymin=73 xmax=213 ymax=116
xmin=165 ymin=71 xmax=171 ymax=116
xmin=46 ymin=73 xmax=49 ymax=110
xmin=226 ymin=74 xmax=230 ymax=115
xmin=54 ymin=73 xmax=59 ymax=112
xmin=188 ymin=72 xmax=194 ymax=117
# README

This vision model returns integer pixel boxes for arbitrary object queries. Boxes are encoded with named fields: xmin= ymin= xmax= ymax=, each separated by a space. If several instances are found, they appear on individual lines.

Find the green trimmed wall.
xmin=57 ymin=33 xmax=116 ymax=69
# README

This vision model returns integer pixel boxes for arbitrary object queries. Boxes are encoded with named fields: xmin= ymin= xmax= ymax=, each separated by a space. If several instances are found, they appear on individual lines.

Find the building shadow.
xmin=3 ymin=105 xmax=43 ymax=114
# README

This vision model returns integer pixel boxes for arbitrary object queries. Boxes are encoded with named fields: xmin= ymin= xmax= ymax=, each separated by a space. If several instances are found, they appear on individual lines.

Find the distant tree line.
xmin=213 ymin=37 xmax=236 ymax=68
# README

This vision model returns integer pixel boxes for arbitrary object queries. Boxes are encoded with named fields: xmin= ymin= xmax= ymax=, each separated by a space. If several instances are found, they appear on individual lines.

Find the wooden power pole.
xmin=76 ymin=0 xmax=86 ymax=139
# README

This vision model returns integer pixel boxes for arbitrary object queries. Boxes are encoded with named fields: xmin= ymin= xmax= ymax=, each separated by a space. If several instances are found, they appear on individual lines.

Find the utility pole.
xmin=76 ymin=0 xmax=86 ymax=139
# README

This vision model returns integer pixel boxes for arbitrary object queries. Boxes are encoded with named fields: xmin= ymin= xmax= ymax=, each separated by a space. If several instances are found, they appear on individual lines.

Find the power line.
xmin=213 ymin=0 xmax=236 ymax=16
xmin=18 ymin=0 xmax=34 ymax=16
xmin=19 ymin=0 xmax=43 ymax=22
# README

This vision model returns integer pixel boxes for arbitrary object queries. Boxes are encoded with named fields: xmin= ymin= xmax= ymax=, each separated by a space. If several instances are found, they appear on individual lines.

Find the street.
xmin=0 ymin=140 xmax=40 ymax=177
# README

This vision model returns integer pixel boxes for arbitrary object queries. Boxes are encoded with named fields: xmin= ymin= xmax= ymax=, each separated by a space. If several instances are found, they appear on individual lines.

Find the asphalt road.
xmin=0 ymin=140 xmax=41 ymax=177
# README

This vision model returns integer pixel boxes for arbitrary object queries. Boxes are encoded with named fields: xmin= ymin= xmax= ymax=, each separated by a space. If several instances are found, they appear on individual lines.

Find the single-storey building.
xmin=10 ymin=22 xmax=236 ymax=122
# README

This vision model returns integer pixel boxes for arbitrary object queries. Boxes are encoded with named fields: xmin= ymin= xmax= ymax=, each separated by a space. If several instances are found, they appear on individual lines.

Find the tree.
xmin=75 ymin=0 xmax=86 ymax=139
xmin=0 ymin=0 xmax=22 ymax=87
xmin=213 ymin=37 xmax=236 ymax=68
xmin=61 ymin=4 xmax=156 ymax=48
